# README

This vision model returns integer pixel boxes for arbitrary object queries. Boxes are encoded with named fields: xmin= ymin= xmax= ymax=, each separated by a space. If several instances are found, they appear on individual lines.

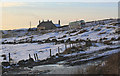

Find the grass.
xmin=62 ymin=46 xmax=78 ymax=54
xmin=66 ymin=30 xmax=77 ymax=34
xmin=2 ymin=34 xmax=12 ymax=38
xmin=94 ymin=28 xmax=101 ymax=31
xmin=78 ymin=29 xmax=88 ymax=34
xmin=86 ymin=52 xmax=120 ymax=74
xmin=58 ymin=35 xmax=67 ymax=39
xmin=106 ymin=26 xmax=115 ymax=29
xmin=98 ymin=31 xmax=106 ymax=35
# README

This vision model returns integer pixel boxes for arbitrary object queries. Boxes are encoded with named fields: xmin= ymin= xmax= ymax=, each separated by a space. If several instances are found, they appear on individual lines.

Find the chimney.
xmin=58 ymin=20 xmax=60 ymax=25
xmin=50 ymin=20 xmax=52 ymax=23
xmin=39 ymin=20 xmax=41 ymax=24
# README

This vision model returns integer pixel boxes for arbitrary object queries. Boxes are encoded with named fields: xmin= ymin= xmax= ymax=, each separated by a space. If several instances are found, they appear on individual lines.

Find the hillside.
xmin=0 ymin=18 xmax=120 ymax=75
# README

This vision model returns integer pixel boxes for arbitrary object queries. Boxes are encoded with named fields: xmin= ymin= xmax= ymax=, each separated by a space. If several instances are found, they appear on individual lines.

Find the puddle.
xmin=31 ymin=64 xmax=64 ymax=74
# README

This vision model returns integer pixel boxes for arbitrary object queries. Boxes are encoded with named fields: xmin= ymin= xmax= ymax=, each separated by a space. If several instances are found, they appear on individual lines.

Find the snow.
xmin=71 ymin=48 xmax=120 ymax=63
xmin=1 ymin=23 xmax=119 ymax=43
xmin=1 ymin=43 xmax=66 ymax=62
xmin=55 ymin=24 xmax=61 ymax=27
xmin=63 ymin=44 xmax=119 ymax=57
xmin=1 ymin=20 xmax=120 ymax=63
xmin=3 ymin=66 xmax=11 ymax=69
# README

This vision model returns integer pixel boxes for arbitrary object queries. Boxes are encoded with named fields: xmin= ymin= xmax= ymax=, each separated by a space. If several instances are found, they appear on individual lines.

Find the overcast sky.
xmin=0 ymin=1 xmax=119 ymax=30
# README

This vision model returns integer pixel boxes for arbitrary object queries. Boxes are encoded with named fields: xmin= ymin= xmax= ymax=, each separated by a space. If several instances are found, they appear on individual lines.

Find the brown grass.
xmin=62 ymin=46 xmax=80 ymax=54
xmin=74 ymin=29 xmax=88 ymax=35
xmin=58 ymin=35 xmax=67 ymax=39
xmin=94 ymin=28 xmax=101 ymax=31
xmin=98 ymin=31 xmax=106 ymax=35
xmin=2 ymin=34 xmax=12 ymax=38
xmin=87 ymin=52 xmax=120 ymax=74
xmin=66 ymin=30 xmax=77 ymax=34
xmin=91 ymin=28 xmax=94 ymax=30
xmin=103 ymin=40 xmax=112 ymax=45
xmin=106 ymin=26 xmax=115 ymax=29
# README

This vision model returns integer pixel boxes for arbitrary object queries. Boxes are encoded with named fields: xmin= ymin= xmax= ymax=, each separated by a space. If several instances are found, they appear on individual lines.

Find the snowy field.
xmin=1 ymin=43 xmax=66 ymax=63
xmin=0 ymin=21 xmax=120 ymax=64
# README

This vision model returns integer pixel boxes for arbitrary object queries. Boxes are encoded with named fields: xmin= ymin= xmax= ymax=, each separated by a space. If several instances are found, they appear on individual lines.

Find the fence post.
xmin=30 ymin=38 xmax=32 ymax=42
xmin=65 ymin=43 xmax=67 ymax=50
xmin=36 ymin=53 xmax=39 ymax=60
xmin=50 ymin=49 xmax=52 ymax=57
xmin=29 ymin=54 xmax=31 ymax=59
xmin=8 ymin=53 xmax=11 ymax=63
xmin=58 ymin=47 xmax=60 ymax=54
xmin=70 ymin=43 xmax=71 ymax=48
xmin=34 ymin=54 xmax=36 ymax=61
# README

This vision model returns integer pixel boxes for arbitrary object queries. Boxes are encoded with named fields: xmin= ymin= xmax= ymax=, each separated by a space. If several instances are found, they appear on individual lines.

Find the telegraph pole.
xmin=30 ymin=21 xmax=31 ymax=29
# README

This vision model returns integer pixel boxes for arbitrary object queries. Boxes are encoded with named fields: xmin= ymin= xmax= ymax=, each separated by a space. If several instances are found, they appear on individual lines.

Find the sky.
xmin=0 ymin=1 xmax=119 ymax=30
xmin=1 ymin=0 xmax=120 ymax=2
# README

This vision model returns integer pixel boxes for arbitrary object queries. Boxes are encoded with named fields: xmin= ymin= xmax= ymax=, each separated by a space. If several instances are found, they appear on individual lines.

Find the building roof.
xmin=37 ymin=21 xmax=54 ymax=27
xmin=80 ymin=20 xmax=85 ymax=23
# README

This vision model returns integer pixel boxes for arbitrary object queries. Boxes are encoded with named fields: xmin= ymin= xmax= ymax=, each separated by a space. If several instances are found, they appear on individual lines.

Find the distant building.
xmin=37 ymin=20 xmax=61 ymax=30
xmin=28 ymin=28 xmax=37 ymax=31
xmin=69 ymin=20 xmax=85 ymax=29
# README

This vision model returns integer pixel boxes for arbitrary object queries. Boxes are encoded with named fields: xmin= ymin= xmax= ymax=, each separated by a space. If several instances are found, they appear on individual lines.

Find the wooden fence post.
xmin=50 ymin=49 xmax=52 ymax=57
xmin=30 ymin=38 xmax=32 ymax=42
xmin=70 ymin=43 xmax=71 ymax=48
xmin=36 ymin=53 xmax=39 ymax=60
xmin=34 ymin=54 xmax=36 ymax=61
xmin=8 ymin=53 xmax=11 ymax=62
xmin=65 ymin=43 xmax=67 ymax=50
xmin=14 ymin=40 xmax=16 ymax=44
xmin=58 ymin=47 xmax=59 ymax=53
xmin=29 ymin=54 xmax=31 ymax=59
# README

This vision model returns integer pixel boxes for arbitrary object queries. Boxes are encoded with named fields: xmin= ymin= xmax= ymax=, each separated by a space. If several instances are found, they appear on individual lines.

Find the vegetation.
xmin=86 ymin=52 xmax=120 ymax=74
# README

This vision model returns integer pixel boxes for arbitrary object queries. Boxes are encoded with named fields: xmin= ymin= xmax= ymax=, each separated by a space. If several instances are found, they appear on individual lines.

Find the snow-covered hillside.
xmin=0 ymin=19 xmax=120 ymax=64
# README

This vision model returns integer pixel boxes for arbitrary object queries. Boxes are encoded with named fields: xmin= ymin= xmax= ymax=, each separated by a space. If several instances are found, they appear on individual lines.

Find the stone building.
xmin=37 ymin=20 xmax=61 ymax=30
xmin=69 ymin=20 xmax=85 ymax=29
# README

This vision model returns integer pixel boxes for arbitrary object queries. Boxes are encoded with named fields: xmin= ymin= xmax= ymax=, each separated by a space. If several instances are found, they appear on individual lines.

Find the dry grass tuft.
xmin=98 ymin=31 xmax=106 ymax=35
xmin=87 ymin=52 xmax=120 ymax=74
